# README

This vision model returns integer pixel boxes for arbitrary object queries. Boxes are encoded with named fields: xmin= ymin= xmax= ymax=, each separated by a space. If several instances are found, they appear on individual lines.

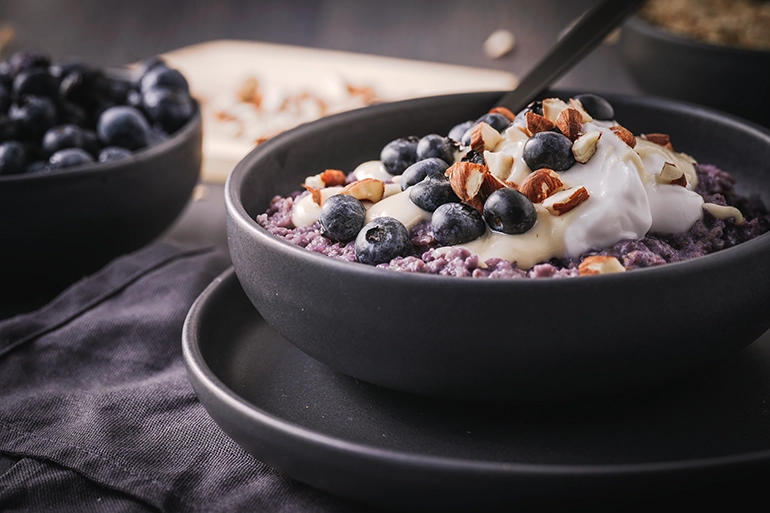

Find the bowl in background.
xmin=0 ymin=103 xmax=202 ymax=299
xmin=225 ymin=90 xmax=770 ymax=405
xmin=620 ymin=16 xmax=770 ymax=128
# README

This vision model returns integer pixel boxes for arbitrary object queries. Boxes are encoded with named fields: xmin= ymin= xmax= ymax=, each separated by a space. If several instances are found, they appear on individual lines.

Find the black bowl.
xmin=0 ymin=103 xmax=202 ymax=300
xmin=225 ymin=91 xmax=770 ymax=405
xmin=620 ymin=16 xmax=770 ymax=127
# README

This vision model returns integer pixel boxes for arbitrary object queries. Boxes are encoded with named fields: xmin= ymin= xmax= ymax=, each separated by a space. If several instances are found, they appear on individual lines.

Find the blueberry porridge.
xmin=257 ymin=94 xmax=769 ymax=278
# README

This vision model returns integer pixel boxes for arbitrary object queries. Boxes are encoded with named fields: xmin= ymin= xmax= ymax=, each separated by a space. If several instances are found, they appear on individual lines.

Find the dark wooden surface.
xmin=1 ymin=1 xmax=767 ymax=510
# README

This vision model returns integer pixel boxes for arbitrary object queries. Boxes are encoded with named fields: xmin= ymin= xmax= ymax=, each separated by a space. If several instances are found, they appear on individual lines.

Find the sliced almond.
xmin=518 ymin=168 xmax=564 ymax=203
xmin=572 ymin=131 xmax=601 ymax=164
xmin=339 ymin=178 xmax=385 ymax=203
xmin=640 ymin=133 xmax=673 ymax=150
xmin=657 ymin=162 xmax=687 ymax=187
xmin=555 ymin=108 xmax=583 ymax=141
xmin=524 ymin=111 xmax=555 ymax=137
xmin=319 ymin=169 xmax=347 ymax=187
xmin=302 ymin=184 xmax=323 ymax=206
xmin=578 ymin=255 xmax=626 ymax=276
xmin=446 ymin=161 xmax=487 ymax=203
xmin=609 ymin=125 xmax=636 ymax=148
xmin=470 ymin=122 xmax=503 ymax=153
xmin=543 ymin=186 xmax=589 ymax=215
xmin=484 ymin=150 xmax=514 ymax=181
xmin=542 ymin=97 xmax=570 ymax=123
xmin=489 ymin=106 xmax=516 ymax=122
xmin=569 ymin=98 xmax=593 ymax=122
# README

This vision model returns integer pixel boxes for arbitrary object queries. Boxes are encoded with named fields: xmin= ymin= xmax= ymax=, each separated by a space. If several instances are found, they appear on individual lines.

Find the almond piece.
xmin=319 ymin=169 xmax=347 ymax=187
xmin=446 ymin=161 xmax=487 ymax=203
xmin=470 ymin=122 xmax=503 ymax=153
xmin=555 ymin=108 xmax=583 ymax=141
xmin=479 ymin=172 xmax=509 ymax=201
xmin=542 ymin=186 xmax=589 ymax=215
xmin=339 ymin=178 xmax=385 ymax=203
xmin=489 ymin=106 xmax=516 ymax=122
xmin=578 ymin=255 xmax=626 ymax=276
xmin=524 ymin=111 xmax=554 ymax=137
xmin=657 ymin=162 xmax=687 ymax=187
xmin=484 ymin=150 xmax=514 ymax=181
xmin=569 ymin=98 xmax=593 ymax=122
xmin=572 ymin=131 xmax=601 ymax=164
xmin=640 ymin=133 xmax=673 ymax=150
xmin=302 ymin=184 xmax=323 ymax=206
xmin=610 ymin=125 xmax=636 ymax=148
xmin=518 ymin=168 xmax=564 ymax=203
xmin=542 ymin=97 xmax=569 ymax=122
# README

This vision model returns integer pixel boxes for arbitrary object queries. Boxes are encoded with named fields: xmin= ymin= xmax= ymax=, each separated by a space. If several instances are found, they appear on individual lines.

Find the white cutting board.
xmin=162 ymin=40 xmax=518 ymax=183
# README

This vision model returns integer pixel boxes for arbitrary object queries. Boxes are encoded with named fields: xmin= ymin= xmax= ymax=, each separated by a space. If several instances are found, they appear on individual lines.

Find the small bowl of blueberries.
xmin=0 ymin=50 xmax=201 ymax=295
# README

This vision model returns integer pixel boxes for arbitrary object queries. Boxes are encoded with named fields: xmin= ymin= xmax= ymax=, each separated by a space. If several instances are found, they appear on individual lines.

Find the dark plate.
xmin=183 ymin=268 xmax=770 ymax=512
xmin=620 ymin=16 xmax=770 ymax=127
xmin=226 ymin=90 xmax=770 ymax=404
xmin=0 ymin=102 xmax=202 ymax=302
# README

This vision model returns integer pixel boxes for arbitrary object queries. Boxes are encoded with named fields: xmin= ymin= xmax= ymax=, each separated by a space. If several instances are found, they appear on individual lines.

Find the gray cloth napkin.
xmin=0 ymin=241 xmax=366 ymax=512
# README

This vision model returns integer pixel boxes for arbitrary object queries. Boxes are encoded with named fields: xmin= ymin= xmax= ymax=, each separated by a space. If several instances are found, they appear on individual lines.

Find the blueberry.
xmin=0 ymin=116 xmax=18 ymax=142
xmin=96 ymin=106 xmax=150 ymax=150
xmin=319 ymin=194 xmax=367 ymax=242
xmin=0 ymin=141 xmax=27 ymax=175
xmin=59 ymin=101 xmax=89 ymax=127
xmin=98 ymin=146 xmax=132 ymax=163
xmin=49 ymin=60 xmax=87 ymax=84
xmin=140 ymin=66 xmax=189 ymax=95
xmin=448 ymin=120 xmax=474 ymax=141
xmin=126 ymin=89 xmax=143 ymax=110
xmin=483 ymin=188 xmax=537 ymax=234
xmin=107 ymin=78 xmax=132 ymax=105
xmin=81 ymin=129 xmax=101 ymax=157
xmin=9 ymin=51 xmax=50 ymax=77
xmin=135 ymin=56 xmax=167 ymax=84
xmin=416 ymin=134 xmax=455 ymax=165
xmin=400 ymin=157 xmax=449 ymax=190
xmin=461 ymin=150 xmax=486 ymax=166
xmin=409 ymin=173 xmax=460 ymax=212
xmin=25 ymin=160 xmax=47 ymax=174
xmin=141 ymin=87 xmax=194 ymax=133
xmin=48 ymin=148 xmax=94 ymax=170
xmin=13 ymin=68 xmax=58 ymax=99
xmin=355 ymin=217 xmax=411 ymax=265
xmin=431 ymin=202 xmax=486 ymax=245
xmin=522 ymin=131 xmax=575 ymax=172
xmin=513 ymin=100 xmax=543 ymax=127
xmin=574 ymin=93 xmax=614 ymax=120
xmin=380 ymin=136 xmax=419 ymax=175
xmin=59 ymin=67 xmax=110 ymax=109
xmin=42 ymin=124 xmax=85 ymax=156
xmin=9 ymin=96 xmax=57 ymax=140
xmin=475 ymin=113 xmax=511 ymax=133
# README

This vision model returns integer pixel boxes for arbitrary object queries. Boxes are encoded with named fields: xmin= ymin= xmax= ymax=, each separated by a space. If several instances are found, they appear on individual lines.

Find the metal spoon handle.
xmin=496 ymin=0 xmax=645 ymax=113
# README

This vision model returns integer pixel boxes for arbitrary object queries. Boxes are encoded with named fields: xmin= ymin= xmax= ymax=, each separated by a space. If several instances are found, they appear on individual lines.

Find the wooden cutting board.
xmin=162 ymin=40 xmax=518 ymax=183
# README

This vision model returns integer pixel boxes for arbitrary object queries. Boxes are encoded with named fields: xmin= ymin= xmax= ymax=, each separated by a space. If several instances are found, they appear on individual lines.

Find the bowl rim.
xmin=0 ymin=99 xmax=201 ymax=183
xmin=226 ymin=90 xmax=770 ymax=285
xmin=626 ymin=15 xmax=770 ymax=57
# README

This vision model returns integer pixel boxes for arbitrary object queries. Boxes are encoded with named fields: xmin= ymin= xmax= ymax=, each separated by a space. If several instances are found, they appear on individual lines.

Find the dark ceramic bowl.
xmin=0 ymin=103 xmax=202 ymax=298
xmin=225 ymin=90 xmax=770 ymax=405
xmin=620 ymin=16 xmax=770 ymax=128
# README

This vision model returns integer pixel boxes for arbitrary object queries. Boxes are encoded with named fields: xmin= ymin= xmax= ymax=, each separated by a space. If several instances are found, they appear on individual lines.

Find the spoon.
xmin=496 ymin=0 xmax=645 ymax=112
